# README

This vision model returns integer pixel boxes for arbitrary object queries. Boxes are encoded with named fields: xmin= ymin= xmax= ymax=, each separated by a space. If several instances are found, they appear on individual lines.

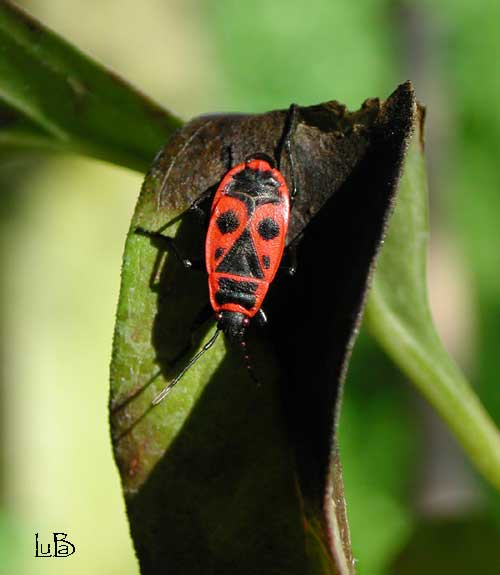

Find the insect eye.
xmin=216 ymin=210 xmax=239 ymax=234
xmin=257 ymin=218 xmax=280 ymax=240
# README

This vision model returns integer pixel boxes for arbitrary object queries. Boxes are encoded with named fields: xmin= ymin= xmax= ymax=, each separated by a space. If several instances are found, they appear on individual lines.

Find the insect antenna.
xmin=240 ymin=334 xmax=259 ymax=386
xmin=152 ymin=327 xmax=221 ymax=405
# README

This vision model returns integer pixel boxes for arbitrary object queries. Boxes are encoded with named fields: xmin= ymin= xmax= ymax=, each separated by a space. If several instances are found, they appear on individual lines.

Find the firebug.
xmin=151 ymin=105 xmax=298 ymax=404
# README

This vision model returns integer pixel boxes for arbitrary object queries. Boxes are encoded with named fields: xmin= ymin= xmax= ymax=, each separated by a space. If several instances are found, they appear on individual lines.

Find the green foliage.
xmin=365 ymin=121 xmax=500 ymax=490
xmin=205 ymin=0 xmax=398 ymax=110
xmin=390 ymin=516 xmax=500 ymax=575
xmin=432 ymin=0 xmax=500 ymax=536
xmin=0 ymin=512 xmax=21 ymax=574
xmin=0 ymin=1 xmax=181 ymax=171
xmin=0 ymin=1 xmax=499 ymax=574
xmin=339 ymin=333 xmax=417 ymax=575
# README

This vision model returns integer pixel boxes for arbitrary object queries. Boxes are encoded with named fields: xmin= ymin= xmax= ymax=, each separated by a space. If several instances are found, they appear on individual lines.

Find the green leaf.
xmin=339 ymin=332 xmax=417 ymax=575
xmin=0 ymin=1 xmax=181 ymax=171
xmin=365 ymin=109 xmax=500 ymax=490
xmin=110 ymin=85 xmax=416 ymax=573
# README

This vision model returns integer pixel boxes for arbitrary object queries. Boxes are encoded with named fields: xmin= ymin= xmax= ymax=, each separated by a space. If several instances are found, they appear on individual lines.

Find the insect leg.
xmin=168 ymin=303 xmax=214 ymax=366
xmin=189 ymin=188 xmax=212 ymax=221
xmin=279 ymin=233 xmax=302 ymax=277
xmin=255 ymin=308 xmax=268 ymax=327
xmin=189 ymin=144 xmax=234 ymax=221
xmin=135 ymin=227 xmax=203 ymax=270
xmin=279 ymin=262 xmax=297 ymax=277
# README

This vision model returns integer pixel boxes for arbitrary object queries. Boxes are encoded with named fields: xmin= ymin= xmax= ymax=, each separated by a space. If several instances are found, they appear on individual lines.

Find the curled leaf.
xmin=110 ymin=83 xmax=416 ymax=574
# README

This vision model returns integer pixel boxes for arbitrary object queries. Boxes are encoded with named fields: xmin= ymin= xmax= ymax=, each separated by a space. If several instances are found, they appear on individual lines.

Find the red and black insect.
xmin=151 ymin=105 xmax=298 ymax=404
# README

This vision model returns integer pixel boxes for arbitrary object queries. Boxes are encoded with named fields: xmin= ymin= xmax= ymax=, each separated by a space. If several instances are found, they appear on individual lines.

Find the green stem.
xmin=367 ymin=289 xmax=500 ymax=490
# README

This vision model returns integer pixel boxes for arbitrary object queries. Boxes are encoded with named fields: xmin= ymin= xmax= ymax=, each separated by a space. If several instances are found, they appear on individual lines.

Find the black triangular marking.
xmin=216 ymin=229 xmax=264 ymax=279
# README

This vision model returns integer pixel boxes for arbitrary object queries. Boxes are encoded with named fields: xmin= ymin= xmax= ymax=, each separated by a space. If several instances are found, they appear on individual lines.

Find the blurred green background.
xmin=1 ymin=1 xmax=499 ymax=574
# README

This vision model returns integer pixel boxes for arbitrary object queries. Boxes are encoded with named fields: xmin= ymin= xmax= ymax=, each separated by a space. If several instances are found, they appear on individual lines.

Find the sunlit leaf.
xmin=0 ymin=1 xmax=181 ymax=171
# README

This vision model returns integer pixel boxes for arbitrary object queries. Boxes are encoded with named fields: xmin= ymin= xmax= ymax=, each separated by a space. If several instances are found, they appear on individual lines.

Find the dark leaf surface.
xmin=110 ymin=83 xmax=416 ymax=574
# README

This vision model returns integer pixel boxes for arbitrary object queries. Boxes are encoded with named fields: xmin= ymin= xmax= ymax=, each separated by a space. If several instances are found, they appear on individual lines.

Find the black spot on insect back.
xmin=217 ymin=210 xmax=239 ymax=234
xmin=257 ymin=218 xmax=280 ymax=240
